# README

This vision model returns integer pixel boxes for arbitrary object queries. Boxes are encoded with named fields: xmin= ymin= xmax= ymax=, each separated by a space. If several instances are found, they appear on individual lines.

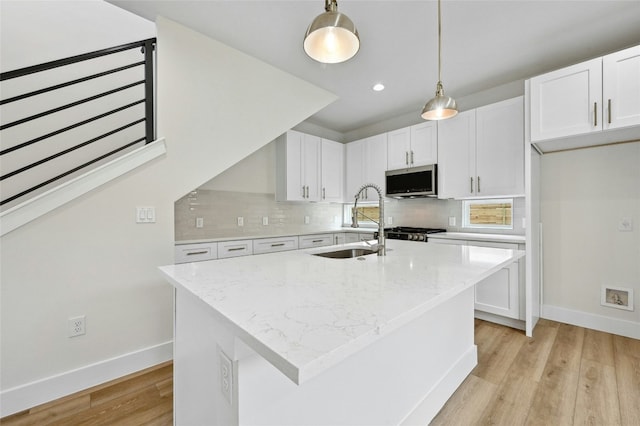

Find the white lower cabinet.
xmin=252 ymin=236 xmax=298 ymax=255
xmin=430 ymin=238 xmax=523 ymax=321
xmin=298 ymin=233 xmax=334 ymax=249
xmin=175 ymin=242 xmax=218 ymax=264
xmin=218 ymin=240 xmax=253 ymax=259
xmin=345 ymin=232 xmax=375 ymax=243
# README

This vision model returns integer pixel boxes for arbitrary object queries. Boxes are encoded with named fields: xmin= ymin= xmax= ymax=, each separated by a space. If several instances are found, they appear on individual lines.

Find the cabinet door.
xmin=276 ymin=130 xmax=304 ymax=201
xmin=530 ymin=58 xmax=602 ymax=141
xmin=345 ymin=139 xmax=365 ymax=202
xmin=386 ymin=127 xmax=411 ymax=170
xmin=321 ymin=139 xmax=344 ymax=202
xmin=410 ymin=121 xmax=438 ymax=167
xmin=302 ymin=134 xmax=322 ymax=201
xmin=363 ymin=133 xmax=388 ymax=200
xmin=437 ymin=110 xmax=476 ymax=198
xmin=603 ymin=45 xmax=640 ymax=130
xmin=475 ymin=97 xmax=524 ymax=196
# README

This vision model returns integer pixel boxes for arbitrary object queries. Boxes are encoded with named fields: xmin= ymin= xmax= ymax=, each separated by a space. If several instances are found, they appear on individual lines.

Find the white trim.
xmin=0 ymin=138 xmax=167 ymax=237
xmin=0 ymin=340 xmax=173 ymax=417
xmin=541 ymin=304 xmax=640 ymax=339
xmin=400 ymin=345 xmax=478 ymax=425
xmin=474 ymin=310 xmax=526 ymax=331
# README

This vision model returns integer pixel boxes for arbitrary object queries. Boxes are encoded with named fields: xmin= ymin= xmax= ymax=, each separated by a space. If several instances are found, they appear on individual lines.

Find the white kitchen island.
xmin=159 ymin=239 xmax=524 ymax=425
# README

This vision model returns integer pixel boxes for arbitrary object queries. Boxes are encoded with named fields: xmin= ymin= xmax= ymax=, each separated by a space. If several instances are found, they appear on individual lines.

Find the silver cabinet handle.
xmin=302 ymin=185 xmax=305 ymax=198
xmin=228 ymin=247 xmax=245 ymax=252
xmin=307 ymin=186 xmax=310 ymax=198
xmin=470 ymin=177 xmax=474 ymax=193
xmin=608 ymin=99 xmax=612 ymax=124
xmin=322 ymin=187 xmax=326 ymax=199
xmin=477 ymin=176 xmax=481 ymax=193
xmin=594 ymin=102 xmax=598 ymax=127
xmin=334 ymin=236 xmax=338 ymax=244
xmin=410 ymin=150 xmax=414 ymax=165
xmin=312 ymin=239 xmax=323 ymax=243
xmin=271 ymin=243 xmax=285 ymax=247
xmin=405 ymin=151 xmax=409 ymax=165
xmin=186 ymin=250 xmax=208 ymax=256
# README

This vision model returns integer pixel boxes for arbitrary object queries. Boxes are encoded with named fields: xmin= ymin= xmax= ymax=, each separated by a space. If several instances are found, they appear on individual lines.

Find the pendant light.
xmin=421 ymin=0 xmax=458 ymax=120
xmin=303 ymin=0 xmax=360 ymax=64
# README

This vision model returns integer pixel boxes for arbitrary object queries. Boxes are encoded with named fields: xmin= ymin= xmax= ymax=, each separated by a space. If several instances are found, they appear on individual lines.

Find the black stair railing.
xmin=0 ymin=38 xmax=156 ymax=207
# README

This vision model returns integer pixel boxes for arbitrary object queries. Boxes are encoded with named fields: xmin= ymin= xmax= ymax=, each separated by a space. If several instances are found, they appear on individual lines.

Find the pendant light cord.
xmin=437 ymin=0 xmax=442 ymax=83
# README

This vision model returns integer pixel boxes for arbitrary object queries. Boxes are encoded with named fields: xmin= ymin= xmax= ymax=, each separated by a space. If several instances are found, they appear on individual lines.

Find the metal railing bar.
xmin=143 ymin=39 xmax=155 ymax=144
xmin=0 ymin=80 xmax=144 ymax=131
xmin=0 ymin=61 xmax=145 ymax=106
xmin=1 ymin=118 xmax=146 ymax=181
xmin=0 ymin=99 xmax=145 ymax=156
xmin=0 ymin=136 xmax=146 ymax=206
xmin=0 ymin=38 xmax=155 ymax=81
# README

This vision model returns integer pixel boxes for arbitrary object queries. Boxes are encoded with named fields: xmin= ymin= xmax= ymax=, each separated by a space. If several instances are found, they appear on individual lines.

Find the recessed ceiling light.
xmin=372 ymin=83 xmax=385 ymax=92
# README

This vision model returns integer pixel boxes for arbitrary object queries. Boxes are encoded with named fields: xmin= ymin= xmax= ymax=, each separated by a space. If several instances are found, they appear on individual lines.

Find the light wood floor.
xmin=2 ymin=320 xmax=638 ymax=425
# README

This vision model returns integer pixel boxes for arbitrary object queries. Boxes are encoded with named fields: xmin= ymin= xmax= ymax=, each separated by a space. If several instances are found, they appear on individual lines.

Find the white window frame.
xmin=462 ymin=198 xmax=514 ymax=230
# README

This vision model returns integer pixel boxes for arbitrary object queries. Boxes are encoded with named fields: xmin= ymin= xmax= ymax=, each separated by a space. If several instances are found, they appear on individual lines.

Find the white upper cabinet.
xmin=275 ymin=130 xmax=321 ymax=201
xmin=530 ymin=44 xmax=640 ymax=145
xmin=346 ymin=133 xmax=387 ymax=201
xmin=438 ymin=97 xmax=524 ymax=199
xmin=530 ymin=58 xmax=602 ymax=141
xmin=603 ymin=45 xmax=640 ymax=130
xmin=475 ymin=97 xmax=524 ymax=196
xmin=321 ymin=138 xmax=344 ymax=202
xmin=437 ymin=110 xmax=476 ymax=199
xmin=387 ymin=122 xmax=437 ymax=170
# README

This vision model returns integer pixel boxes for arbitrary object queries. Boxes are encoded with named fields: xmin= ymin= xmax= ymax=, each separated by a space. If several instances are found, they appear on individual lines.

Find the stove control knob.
xmin=407 ymin=234 xmax=413 ymax=240
xmin=418 ymin=235 xmax=425 ymax=241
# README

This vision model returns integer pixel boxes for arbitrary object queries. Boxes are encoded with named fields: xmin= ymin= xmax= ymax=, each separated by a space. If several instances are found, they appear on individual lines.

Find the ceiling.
xmin=108 ymin=0 xmax=640 ymax=135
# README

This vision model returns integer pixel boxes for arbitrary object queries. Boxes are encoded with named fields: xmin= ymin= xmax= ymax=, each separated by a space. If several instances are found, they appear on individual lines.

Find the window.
xmin=343 ymin=205 xmax=380 ymax=226
xmin=463 ymin=199 xmax=513 ymax=229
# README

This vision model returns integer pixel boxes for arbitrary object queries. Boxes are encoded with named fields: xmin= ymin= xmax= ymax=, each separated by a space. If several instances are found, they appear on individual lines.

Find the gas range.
xmin=375 ymin=226 xmax=447 ymax=242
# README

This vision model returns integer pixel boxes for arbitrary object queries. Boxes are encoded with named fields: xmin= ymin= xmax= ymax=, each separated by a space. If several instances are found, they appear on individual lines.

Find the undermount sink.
xmin=312 ymin=248 xmax=378 ymax=259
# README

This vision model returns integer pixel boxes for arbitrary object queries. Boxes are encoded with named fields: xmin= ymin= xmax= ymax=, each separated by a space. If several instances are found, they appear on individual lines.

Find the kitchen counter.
xmin=429 ymin=232 xmax=526 ymax=244
xmin=160 ymin=239 xmax=523 ymax=425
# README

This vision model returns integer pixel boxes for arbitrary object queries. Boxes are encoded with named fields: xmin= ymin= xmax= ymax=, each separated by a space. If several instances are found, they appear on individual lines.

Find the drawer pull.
xmin=608 ymin=98 xmax=612 ymax=124
xmin=271 ymin=243 xmax=285 ymax=247
xmin=228 ymin=247 xmax=246 ymax=252
xmin=312 ymin=239 xmax=323 ymax=243
xmin=186 ymin=250 xmax=208 ymax=256
xmin=594 ymin=102 xmax=597 ymax=127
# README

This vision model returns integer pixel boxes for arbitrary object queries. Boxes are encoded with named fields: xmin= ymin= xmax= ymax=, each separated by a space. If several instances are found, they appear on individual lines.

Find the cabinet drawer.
xmin=175 ymin=243 xmax=218 ymax=264
xmin=466 ymin=241 xmax=518 ymax=250
xmin=218 ymin=240 xmax=253 ymax=259
xmin=298 ymin=234 xmax=334 ymax=249
xmin=344 ymin=232 xmax=375 ymax=243
xmin=253 ymin=236 xmax=298 ymax=255
xmin=428 ymin=238 xmax=467 ymax=245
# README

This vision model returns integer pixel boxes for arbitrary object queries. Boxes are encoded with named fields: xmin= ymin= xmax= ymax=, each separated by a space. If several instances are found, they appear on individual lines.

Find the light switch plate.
xmin=136 ymin=207 xmax=156 ymax=223
xmin=618 ymin=217 xmax=633 ymax=232
xmin=262 ymin=216 xmax=269 ymax=226
xmin=237 ymin=217 xmax=244 ymax=227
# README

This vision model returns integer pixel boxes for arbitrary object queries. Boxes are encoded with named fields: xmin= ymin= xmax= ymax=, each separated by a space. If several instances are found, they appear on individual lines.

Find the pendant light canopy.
xmin=304 ymin=0 xmax=360 ymax=64
xmin=421 ymin=0 xmax=458 ymax=121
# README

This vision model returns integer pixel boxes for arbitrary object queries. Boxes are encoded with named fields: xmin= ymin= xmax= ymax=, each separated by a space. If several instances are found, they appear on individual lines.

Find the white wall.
xmin=0 ymin=7 xmax=336 ymax=416
xmin=540 ymin=141 xmax=640 ymax=337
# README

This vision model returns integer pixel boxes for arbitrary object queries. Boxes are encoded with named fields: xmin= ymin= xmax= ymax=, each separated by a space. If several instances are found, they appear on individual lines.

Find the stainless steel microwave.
xmin=385 ymin=164 xmax=437 ymax=198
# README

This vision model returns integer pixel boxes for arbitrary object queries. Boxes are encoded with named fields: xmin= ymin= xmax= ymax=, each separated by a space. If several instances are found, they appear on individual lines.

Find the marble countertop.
xmin=429 ymin=232 xmax=526 ymax=244
xmin=159 ymin=239 xmax=524 ymax=384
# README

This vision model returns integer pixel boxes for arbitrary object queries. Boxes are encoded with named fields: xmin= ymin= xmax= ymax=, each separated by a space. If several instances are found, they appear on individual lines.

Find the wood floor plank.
xmin=574 ymin=359 xmax=621 ymax=425
xmin=613 ymin=335 xmax=640 ymax=426
xmin=524 ymin=323 xmax=585 ymax=426
xmin=472 ymin=325 xmax=528 ymax=385
xmin=430 ymin=374 xmax=498 ymax=425
xmin=0 ymin=395 xmax=91 ymax=426
xmin=508 ymin=319 xmax=559 ymax=382
xmin=583 ymin=328 xmax=615 ymax=367
xmin=89 ymin=364 xmax=173 ymax=407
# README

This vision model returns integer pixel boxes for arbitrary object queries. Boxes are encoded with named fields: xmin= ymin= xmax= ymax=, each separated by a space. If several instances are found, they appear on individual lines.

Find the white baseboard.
xmin=400 ymin=345 xmax=478 ymax=425
xmin=0 ymin=341 xmax=173 ymax=418
xmin=541 ymin=304 xmax=640 ymax=339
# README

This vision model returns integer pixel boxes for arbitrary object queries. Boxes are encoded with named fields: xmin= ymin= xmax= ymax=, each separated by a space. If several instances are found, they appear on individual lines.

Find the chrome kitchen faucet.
xmin=351 ymin=183 xmax=385 ymax=256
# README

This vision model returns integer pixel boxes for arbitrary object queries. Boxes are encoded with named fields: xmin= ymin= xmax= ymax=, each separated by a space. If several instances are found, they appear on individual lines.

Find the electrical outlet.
xmin=237 ymin=217 xmax=244 ymax=227
xmin=387 ymin=216 xmax=393 ymax=225
xmin=196 ymin=217 xmax=204 ymax=228
xmin=262 ymin=216 xmax=269 ymax=226
xmin=448 ymin=216 xmax=456 ymax=226
xmin=304 ymin=215 xmax=310 ymax=224
xmin=68 ymin=316 xmax=86 ymax=338
xmin=219 ymin=350 xmax=233 ymax=404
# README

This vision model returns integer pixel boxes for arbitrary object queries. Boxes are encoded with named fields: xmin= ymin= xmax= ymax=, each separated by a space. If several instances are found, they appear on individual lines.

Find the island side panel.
xmin=236 ymin=287 xmax=477 ymax=426
xmin=174 ymin=287 xmax=238 ymax=426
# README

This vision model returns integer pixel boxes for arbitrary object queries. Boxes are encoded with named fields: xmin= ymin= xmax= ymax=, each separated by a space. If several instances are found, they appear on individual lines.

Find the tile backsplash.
xmin=175 ymin=190 xmax=344 ymax=241
xmin=175 ymin=189 xmax=525 ymax=241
